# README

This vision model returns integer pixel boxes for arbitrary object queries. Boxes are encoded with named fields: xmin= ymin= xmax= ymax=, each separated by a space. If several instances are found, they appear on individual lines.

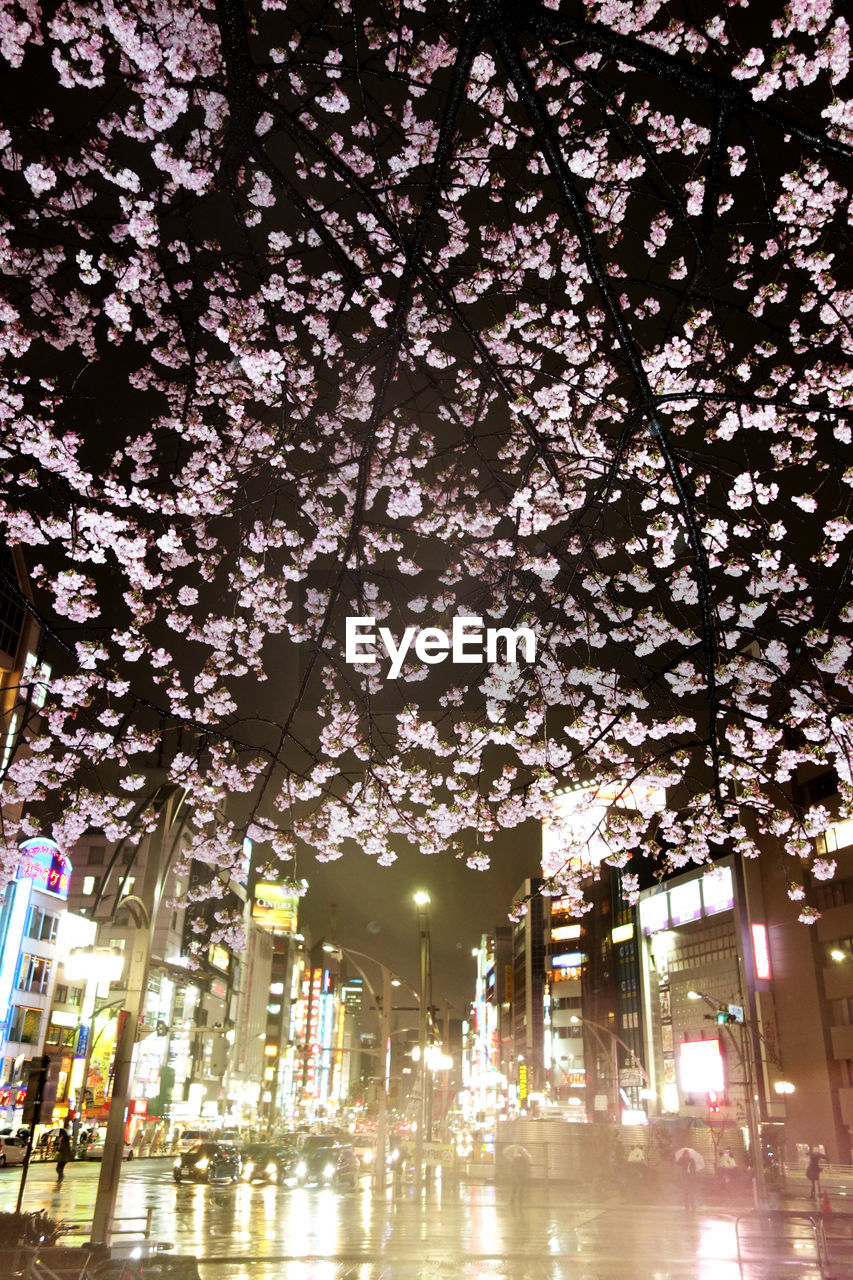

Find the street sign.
xmin=619 ymin=1069 xmax=643 ymax=1088
xmin=423 ymin=1141 xmax=454 ymax=1167
xmin=727 ymin=1004 xmax=745 ymax=1024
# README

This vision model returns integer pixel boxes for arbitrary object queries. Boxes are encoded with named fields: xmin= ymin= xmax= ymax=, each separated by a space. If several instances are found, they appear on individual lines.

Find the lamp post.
xmin=90 ymin=785 xmax=188 ymax=1246
xmin=688 ymin=989 xmax=766 ymax=1208
xmin=413 ymin=891 xmax=431 ymax=1185
xmin=569 ymin=1015 xmax=649 ymax=1122
xmin=322 ymin=942 xmax=419 ymax=1196
xmin=64 ymin=947 xmax=126 ymax=1146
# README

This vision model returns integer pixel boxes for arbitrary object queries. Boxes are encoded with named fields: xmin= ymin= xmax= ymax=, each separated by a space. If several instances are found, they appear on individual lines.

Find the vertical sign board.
xmin=75 ymin=1024 xmax=90 ymax=1060
xmin=0 ymin=878 xmax=33 ymax=1031
xmin=751 ymin=923 xmax=771 ymax=982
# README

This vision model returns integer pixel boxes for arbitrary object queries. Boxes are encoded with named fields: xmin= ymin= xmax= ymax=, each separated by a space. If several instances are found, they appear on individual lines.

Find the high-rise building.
xmin=509 ymin=877 xmax=545 ymax=1104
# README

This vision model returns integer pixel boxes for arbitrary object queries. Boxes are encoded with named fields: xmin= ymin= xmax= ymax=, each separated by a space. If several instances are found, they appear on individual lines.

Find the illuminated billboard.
xmin=542 ymin=783 xmax=665 ymax=879
xmin=16 ymin=837 xmax=71 ymax=900
xmin=678 ymin=1039 xmax=724 ymax=1093
xmin=252 ymin=882 xmax=301 ymax=934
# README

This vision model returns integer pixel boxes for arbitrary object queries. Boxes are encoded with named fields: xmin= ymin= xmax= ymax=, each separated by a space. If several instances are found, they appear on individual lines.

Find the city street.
xmin=0 ymin=1158 xmax=844 ymax=1280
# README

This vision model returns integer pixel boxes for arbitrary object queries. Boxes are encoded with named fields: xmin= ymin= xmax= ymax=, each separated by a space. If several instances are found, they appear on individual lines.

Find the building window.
xmin=833 ymin=998 xmax=853 ymax=1027
xmin=6 ymin=1006 xmax=42 ymax=1045
xmin=25 ymin=905 xmax=58 ymax=944
xmin=838 ymin=1060 xmax=853 ymax=1088
xmin=17 ymin=953 xmax=52 ymax=994
xmin=82 ymin=876 xmax=99 ymax=896
xmin=45 ymin=1022 xmax=76 ymax=1048
xmin=88 ymin=845 xmax=106 ymax=865
xmin=0 ymin=548 xmax=26 ymax=660
xmin=21 ymin=651 xmax=51 ymax=710
xmin=54 ymin=984 xmax=68 ymax=1004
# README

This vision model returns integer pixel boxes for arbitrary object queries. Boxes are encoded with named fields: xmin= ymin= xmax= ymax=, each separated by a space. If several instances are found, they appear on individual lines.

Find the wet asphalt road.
xmin=0 ymin=1156 xmax=843 ymax=1278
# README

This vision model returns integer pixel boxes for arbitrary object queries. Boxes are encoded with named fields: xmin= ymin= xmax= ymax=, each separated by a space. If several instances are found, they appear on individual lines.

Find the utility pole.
xmin=688 ymin=990 xmax=766 ymax=1208
xmin=414 ymin=892 xmax=431 ymax=1185
xmin=16 ymin=1054 xmax=51 ymax=1213
xmin=90 ymin=786 xmax=186 ymax=1246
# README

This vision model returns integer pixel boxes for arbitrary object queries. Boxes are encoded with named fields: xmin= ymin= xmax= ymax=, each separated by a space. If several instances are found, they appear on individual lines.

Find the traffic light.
xmin=716 ymin=1011 xmax=737 ymax=1024
xmin=707 ymin=1091 xmax=720 ymax=1114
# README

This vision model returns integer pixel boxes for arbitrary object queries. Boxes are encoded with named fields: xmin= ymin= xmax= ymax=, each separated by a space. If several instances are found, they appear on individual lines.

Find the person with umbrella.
xmin=675 ymin=1147 xmax=704 ymax=1212
xmin=504 ymin=1143 xmax=532 ymax=1208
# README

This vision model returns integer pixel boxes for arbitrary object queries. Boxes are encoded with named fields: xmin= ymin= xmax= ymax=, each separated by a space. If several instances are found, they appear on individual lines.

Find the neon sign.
xmin=16 ymin=838 xmax=72 ymax=901
xmin=752 ymin=923 xmax=771 ymax=981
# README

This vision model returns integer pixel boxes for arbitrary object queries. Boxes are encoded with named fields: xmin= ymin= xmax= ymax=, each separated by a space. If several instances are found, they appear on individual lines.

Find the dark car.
xmin=240 ymin=1142 xmax=298 ymax=1185
xmin=294 ymin=1138 xmax=361 ymax=1190
xmin=173 ymin=1141 xmax=240 ymax=1185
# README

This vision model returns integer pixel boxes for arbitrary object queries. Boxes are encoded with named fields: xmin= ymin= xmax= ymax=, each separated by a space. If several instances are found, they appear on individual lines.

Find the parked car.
xmin=293 ymin=1139 xmax=361 ymax=1190
xmin=0 ymin=1137 xmax=27 ymax=1166
xmin=239 ymin=1142 xmax=298 ymax=1185
xmin=173 ymin=1141 xmax=240 ymax=1185
xmin=0 ymin=1127 xmax=30 ymax=1142
xmin=82 ymin=1128 xmax=134 ymax=1160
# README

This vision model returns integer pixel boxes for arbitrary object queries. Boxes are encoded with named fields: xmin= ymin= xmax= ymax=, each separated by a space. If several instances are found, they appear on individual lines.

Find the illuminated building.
xmin=0 ymin=839 xmax=75 ymax=1108
xmin=509 ymin=878 xmax=546 ymax=1104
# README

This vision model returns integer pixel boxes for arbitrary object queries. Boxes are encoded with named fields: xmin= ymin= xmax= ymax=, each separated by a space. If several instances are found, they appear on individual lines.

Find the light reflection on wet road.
xmin=0 ymin=1158 xmax=835 ymax=1278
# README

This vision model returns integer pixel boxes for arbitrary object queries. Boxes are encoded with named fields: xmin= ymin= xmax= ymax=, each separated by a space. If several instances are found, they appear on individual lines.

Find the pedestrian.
xmin=806 ymin=1148 xmax=828 ymax=1201
xmin=675 ymin=1148 xmax=700 ymax=1212
xmin=55 ymin=1127 xmax=72 ymax=1184
xmin=505 ymin=1143 xmax=532 ymax=1208
xmin=626 ymin=1143 xmax=646 ymax=1201
xmin=719 ymin=1148 xmax=737 ymax=1191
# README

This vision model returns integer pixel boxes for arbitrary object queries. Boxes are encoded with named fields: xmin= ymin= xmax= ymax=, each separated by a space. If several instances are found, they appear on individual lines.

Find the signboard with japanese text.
xmin=16 ymin=838 xmax=71 ymax=901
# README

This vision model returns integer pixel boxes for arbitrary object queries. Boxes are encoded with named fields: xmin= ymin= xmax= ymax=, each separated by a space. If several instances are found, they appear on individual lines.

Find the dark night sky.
xmin=296 ymin=821 xmax=542 ymax=1011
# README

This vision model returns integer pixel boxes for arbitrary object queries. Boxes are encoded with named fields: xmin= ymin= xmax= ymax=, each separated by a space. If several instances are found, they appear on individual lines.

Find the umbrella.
xmin=674 ymin=1147 xmax=705 ymax=1172
xmin=504 ymin=1144 xmax=532 ymax=1164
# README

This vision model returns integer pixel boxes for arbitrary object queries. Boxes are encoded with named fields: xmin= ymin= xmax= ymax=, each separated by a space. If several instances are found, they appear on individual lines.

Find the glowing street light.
xmin=322 ymin=940 xmax=418 ymax=1196
xmin=414 ymin=891 xmax=431 ymax=1186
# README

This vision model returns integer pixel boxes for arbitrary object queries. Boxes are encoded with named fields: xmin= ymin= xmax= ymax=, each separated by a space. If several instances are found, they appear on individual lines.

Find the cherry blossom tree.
xmin=0 ymin=0 xmax=851 ymax=930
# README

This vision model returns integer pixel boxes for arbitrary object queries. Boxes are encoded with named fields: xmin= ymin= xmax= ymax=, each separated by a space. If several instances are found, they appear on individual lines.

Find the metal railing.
xmin=58 ymin=1209 xmax=154 ymax=1245
xmin=734 ymin=1207 xmax=853 ymax=1279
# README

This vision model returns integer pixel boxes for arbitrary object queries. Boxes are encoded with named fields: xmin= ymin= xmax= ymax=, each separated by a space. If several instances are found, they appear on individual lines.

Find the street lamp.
xmin=687 ymin=989 xmax=766 ymax=1207
xmin=322 ymin=942 xmax=419 ymax=1196
xmin=63 ymin=947 xmax=126 ymax=1145
xmin=413 ymin=891 xmax=431 ymax=1185
xmin=569 ymin=1015 xmax=649 ymax=1122
xmin=89 ymin=785 xmax=188 ymax=1246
